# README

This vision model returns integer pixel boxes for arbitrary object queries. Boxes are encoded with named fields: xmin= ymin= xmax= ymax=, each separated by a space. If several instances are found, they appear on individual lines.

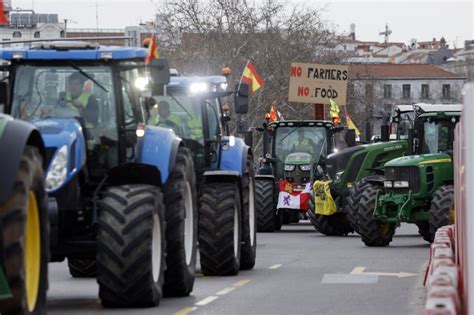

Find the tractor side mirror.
xmin=407 ymin=128 xmax=415 ymax=155
xmin=345 ymin=129 xmax=356 ymax=147
xmin=244 ymin=129 xmax=253 ymax=147
xmin=150 ymin=58 xmax=170 ymax=96
xmin=0 ymin=82 xmax=8 ymax=112
xmin=234 ymin=83 xmax=249 ymax=114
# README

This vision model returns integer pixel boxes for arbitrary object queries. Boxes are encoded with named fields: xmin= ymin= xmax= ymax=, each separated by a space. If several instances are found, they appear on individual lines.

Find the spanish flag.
xmin=241 ymin=62 xmax=264 ymax=94
xmin=345 ymin=109 xmax=361 ymax=137
xmin=0 ymin=0 xmax=8 ymax=25
xmin=329 ymin=99 xmax=341 ymax=125
xmin=145 ymin=34 xmax=159 ymax=65
xmin=268 ymin=104 xmax=278 ymax=121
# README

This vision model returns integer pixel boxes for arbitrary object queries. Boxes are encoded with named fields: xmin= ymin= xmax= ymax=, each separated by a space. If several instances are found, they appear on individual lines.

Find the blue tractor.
xmin=0 ymin=41 xmax=201 ymax=307
xmin=150 ymin=74 xmax=256 ymax=275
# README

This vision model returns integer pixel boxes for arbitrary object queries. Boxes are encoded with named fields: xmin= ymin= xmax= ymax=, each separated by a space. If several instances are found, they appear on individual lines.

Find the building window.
xmin=421 ymin=84 xmax=430 ymax=99
xmin=12 ymin=31 xmax=22 ymax=38
xmin=34 ymin=31 xmax=40 ymax=38
xmin=442 ymin=84 xmax=451 ymax=99
xmin=383 ymin=84 xmax=392 ymax=99
xmin=402 ymin=84 xmax=411 ymax=99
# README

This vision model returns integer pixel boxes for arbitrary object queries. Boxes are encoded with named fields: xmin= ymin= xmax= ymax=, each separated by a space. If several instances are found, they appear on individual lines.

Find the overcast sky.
xmin=11 ymin=0 xmax=474 ymax=48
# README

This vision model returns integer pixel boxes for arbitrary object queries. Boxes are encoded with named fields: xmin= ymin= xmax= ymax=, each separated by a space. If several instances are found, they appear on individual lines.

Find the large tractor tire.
xmin=255 ymin=179 xmax=276 ymax=232
xmin=240 ymin=155 xmax=256 ymax=270
xmin=309 ymin=213 xmax=353 ymax=236
xmin=415 ymin=222 xmax=432 ymax=243
xmin=0 ymin=146 xmax=48 ymax=315
xmin=357 ymin=182 xmax=395 ymax=247
xmin=67 ymin=259 xmax=97 ymax=278
xmin=428 ymin=185 xmax=454 ymax=243
xmin=198 ymin=183 xmax=241 ymax=276
xmin=97 ymin=185 xmax=166 ymax=307
xmin=162 ymin=147 xmax=197 ymax=297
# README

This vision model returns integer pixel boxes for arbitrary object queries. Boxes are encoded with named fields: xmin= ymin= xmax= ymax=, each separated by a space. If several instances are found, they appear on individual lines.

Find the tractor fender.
xmin=363 ymin=174 xmax=386 ymax=185
xmin=0 ymin=116 xmax=45 ymax=204
xmin=106 ymin=163 xmax=162 ymax=188
xmin=33 ymin=118 xmax=87 ymax=193
xmin=137 ymin=125 xmax=181 ymax=184
xmin=202 ymin=170 xmax=242 ymax=195
xmin=255 ymin=174 xmax=276 ymax=181
xmin=220 ymin=136 xmax=250 ymax=177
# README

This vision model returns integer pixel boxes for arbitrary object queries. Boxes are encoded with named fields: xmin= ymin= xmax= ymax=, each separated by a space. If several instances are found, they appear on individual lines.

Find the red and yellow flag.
xmin=345 ymin=109 xmax=361 ymax=137
xmin=241 ymin=62 xmax=264 ymax=94
xmin=0 ymin=0 xmax=9 ymax=25
xmin=145 ymin=34 xmax=159 ymax=65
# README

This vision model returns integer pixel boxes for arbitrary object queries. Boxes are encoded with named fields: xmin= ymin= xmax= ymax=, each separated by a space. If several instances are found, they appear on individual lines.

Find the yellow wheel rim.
xmin=25 ymin=191 xmax=41 ymax=312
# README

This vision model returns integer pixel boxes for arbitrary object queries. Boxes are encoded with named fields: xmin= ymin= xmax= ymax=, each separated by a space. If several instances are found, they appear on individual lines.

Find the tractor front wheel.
xmin=0 ymin=146 xmax=48 ymax=315
xmin=67 ymin=259 xmax=97 ymax=278
xmin=309 ymin=212 xmax=353 ymax=236
xmin=198 ymin=183 xmax=241 ymax=276
xmin=97 ymin=185 xmax=165 ymax=307
xmin=428 ymin=185 xmax=454 ymax=242
xmin=255 ymin=180 xmax=276 ymax=232
xmin=240 ymin=155 xmax=257 ymax=270
xmin=357 ymin=182 xmax=395 ymax=247
xmin=162 ymin=147 xmax=197 ymax=296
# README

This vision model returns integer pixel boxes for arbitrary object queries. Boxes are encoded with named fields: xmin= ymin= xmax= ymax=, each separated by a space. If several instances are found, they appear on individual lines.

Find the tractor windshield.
xmin=11 ymin=64 xmax=117 ymax=134
xmin=421 ymin=120 xmax=456 ymax=154
xmin=274 ymin=126 xmax=327 ymax=179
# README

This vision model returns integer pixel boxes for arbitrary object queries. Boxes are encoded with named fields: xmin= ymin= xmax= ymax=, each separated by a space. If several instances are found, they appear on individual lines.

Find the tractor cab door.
xmin=201 ymin=97 xmax=222 ymax=169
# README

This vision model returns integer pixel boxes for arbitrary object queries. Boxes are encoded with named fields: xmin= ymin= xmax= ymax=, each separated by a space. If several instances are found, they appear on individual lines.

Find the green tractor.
xmin=308 ymin=138 xmax=408 ymax=235
xmin=0 ymin=114 xmax=48 ymax=315
xmin=353 ymin=104 xmax=462 ymax=246
xmin=255 ymin=120 xmax=342 ymax=232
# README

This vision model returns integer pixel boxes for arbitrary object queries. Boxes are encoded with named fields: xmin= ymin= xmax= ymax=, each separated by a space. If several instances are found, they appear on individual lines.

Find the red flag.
xmin=145 ymin=34 xmax=159 ymax=65
xmin=269 ymin=104 xmax=278 ymax=122
xmin=0 ymin=0 xmax=9 ymax=25
xmin=241 ymin=62 xmax=264 ymax=94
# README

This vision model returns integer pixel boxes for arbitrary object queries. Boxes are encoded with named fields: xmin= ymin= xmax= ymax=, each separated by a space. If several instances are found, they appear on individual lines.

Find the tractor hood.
xmin=384 ymin=153 xmax=452 ymax=168
xmin=31 ymin=117 xmax=87 ymax=192
xmin=285 ymin=152 xmax=312 ymax=165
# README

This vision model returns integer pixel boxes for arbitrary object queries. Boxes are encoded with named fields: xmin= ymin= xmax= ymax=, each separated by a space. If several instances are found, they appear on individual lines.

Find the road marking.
xmin=269 ymin=264 xmax=282 ymax=269
xmin=232 ymin=279 xmax=251 ymax=287
xmin=174 ymin=306 xmax=198 ymax=315
xmin=216 ymin=287 xmax=236 ymax=295
xmin=195 ymin=296 xmax=219 ymax=306
xmin=322 ymin=273 xmax=379 ymax=284
xmin=351 ymin=266 xmax=417 ymax=278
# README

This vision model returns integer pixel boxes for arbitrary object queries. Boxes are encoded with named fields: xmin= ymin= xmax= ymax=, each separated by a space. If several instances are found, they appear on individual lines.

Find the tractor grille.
xmin=385 ymin=166 xmax=420 ymax=194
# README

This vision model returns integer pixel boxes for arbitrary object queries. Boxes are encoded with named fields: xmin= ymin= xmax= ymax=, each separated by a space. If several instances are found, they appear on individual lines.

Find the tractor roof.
xmin=270 ymin=120 xmax=335 ymax=129
xmin=0 ymin=41 xmax=147 ymax=61
xmin=168 ymin=75 xmax=227 ymax=88
xmin=414 ymin=103 xmax=463 ymax=113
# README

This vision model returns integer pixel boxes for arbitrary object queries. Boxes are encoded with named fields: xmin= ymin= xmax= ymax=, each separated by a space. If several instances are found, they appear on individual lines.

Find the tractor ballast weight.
xmin=0 ymin=114 xmax=48 ymax=315
xmin=152 ymin=75 xmax=256 ymax=275
xmin=353 ymin=104 xmax=462 ymax=246
xmin=0 ymin=43 xmax=200 ymax=307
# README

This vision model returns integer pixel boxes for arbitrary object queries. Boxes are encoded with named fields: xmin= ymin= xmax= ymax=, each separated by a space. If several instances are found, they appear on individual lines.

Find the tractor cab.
xmin=151 ymin=75 xmax=249 ymax=179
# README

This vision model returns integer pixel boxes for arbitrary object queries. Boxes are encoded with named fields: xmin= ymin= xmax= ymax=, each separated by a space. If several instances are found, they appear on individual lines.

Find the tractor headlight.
xmin=299 ymin=164 xmax=311 ymax=171
xmin=46 ymin=145 xmax=68 ymax=191
xmin=284 ymin=164 xmax=295 ymax=171
xmin=384 ymin=181 xmax=393 ymax=188
xmin=393 ymin=181 xmax=409 ymax=188
xmin=189 ymin=82 xmax=209 ymax=94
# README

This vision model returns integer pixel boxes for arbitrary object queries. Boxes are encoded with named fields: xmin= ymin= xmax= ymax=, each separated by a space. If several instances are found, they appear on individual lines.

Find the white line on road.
xmin=216 ymin=287 xmax=236 ymax=295
xmin=269 ymin=264 xmax=282 ymax=269
xmin=174 ymin=306 xmax=198 ymax=315
xmin=351 ymin=266 xmax=417 ymax=278
xmin=195 ymin=296 xmax=219 ymax=306
xmin=232 ymin=279 xmax=251 ymax=287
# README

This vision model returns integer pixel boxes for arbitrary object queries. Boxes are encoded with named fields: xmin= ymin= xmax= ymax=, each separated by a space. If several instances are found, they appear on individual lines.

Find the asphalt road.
xmin=47 ymin=222 xmax=428 ymax=315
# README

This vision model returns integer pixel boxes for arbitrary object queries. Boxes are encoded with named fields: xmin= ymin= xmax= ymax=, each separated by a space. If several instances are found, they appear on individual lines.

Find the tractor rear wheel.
xmin=255 ymin=180 xmax=276 ymax=232
xmin=198 ymin=183 xmax=241 ymax=276
xmin=97 ymin=185 xmax=165 ymax=307
xmin=240 ymin=155 xmax=257 ymax=270
xmin=0 ymin=146 xmax=48 ymax=315
xmin=357 ymin=182 xmax=395 ymax=247
xmin=162 ymin=147 xmax=197 ymax=297
xmin=428 ymin=185 xmax=454 ymax=242
xmin=415 ymin=222 xmax=432 ymax=243
xmin=67 ymin=259 xmax=97 ymax=278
